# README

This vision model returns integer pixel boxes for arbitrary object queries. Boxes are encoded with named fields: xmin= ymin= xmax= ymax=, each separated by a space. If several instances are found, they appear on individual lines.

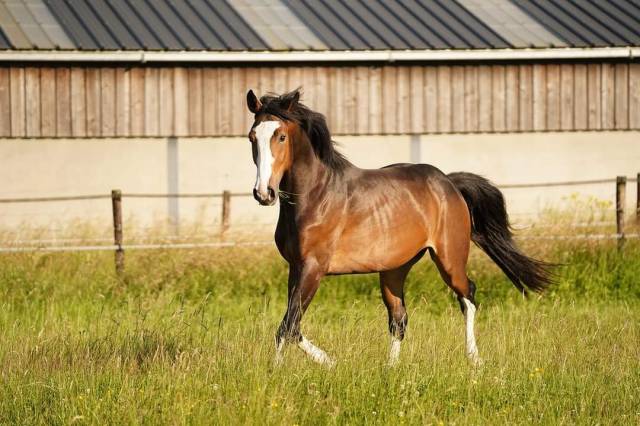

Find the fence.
xmin=0 ymin=175 xmax=639 ymax=275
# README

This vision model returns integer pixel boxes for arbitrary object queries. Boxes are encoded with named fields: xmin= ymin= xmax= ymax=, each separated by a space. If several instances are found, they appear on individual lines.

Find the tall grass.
xmin=0 ymin=240 xmax=639 ymax=424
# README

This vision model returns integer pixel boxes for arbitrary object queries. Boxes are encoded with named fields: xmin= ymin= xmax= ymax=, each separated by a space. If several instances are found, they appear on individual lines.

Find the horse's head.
xmin=246 ymin=89 xmax=299 ymax=206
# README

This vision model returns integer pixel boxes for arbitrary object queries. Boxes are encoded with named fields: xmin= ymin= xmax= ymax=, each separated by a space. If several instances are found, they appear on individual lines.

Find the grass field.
xmin=0 ymin=239 xmax=639 ymax=425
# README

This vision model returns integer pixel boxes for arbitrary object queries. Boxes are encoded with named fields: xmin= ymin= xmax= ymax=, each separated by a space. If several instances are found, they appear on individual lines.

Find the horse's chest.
xmin=274 ymin=226 xmax=296 ymax=263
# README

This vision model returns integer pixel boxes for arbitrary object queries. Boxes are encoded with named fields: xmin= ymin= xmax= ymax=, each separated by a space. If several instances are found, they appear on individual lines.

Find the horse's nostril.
xmin=268 ymin=187 xmax=276 ymax=199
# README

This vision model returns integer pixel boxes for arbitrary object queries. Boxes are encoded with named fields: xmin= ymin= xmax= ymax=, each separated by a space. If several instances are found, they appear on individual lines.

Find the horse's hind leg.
xmin=379 ymin=251 xmax=424 ymax=366
xmin=429 ymin=243 xmax=482 ymax=366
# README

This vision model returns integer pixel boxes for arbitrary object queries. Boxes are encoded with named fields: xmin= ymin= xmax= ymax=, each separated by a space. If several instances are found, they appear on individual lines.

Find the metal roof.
xmin=514 ymin=0 xmax=640 ymax=47
xmin=285 ymin=0 xmax=510 ymax=49
xmin=0 ymin=0 xmax=73 ymax=49
xmin=45 ymin=0 xmax=267 ymax=50
xmin=459 ymin=0 xmax=566 ymax=48
xmin=0 ymin=0 xmax=638 ymax=52
xmin=228 ymin=0 xmax=327 ymax=50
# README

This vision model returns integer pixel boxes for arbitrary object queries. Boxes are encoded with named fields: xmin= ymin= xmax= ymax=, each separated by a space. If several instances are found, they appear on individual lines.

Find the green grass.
xmin=0 ymin=241 xmax=639 ymax=425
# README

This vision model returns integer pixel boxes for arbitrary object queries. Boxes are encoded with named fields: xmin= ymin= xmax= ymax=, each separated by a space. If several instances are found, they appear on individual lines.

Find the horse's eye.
xmin=279 ymin=135 xmax=286 ymax=143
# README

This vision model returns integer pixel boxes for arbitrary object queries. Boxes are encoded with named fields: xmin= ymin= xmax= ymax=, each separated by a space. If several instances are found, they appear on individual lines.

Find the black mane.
xmin=258 ymin=90 xmax=351 ymax=172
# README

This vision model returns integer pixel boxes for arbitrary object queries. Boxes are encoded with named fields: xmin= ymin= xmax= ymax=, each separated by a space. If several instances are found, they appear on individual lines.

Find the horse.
xmin=245 ymin=89 xmax=553 ymax=367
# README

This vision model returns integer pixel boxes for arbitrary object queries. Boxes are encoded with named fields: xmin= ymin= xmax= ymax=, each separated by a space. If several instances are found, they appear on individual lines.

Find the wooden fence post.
xmin=221 ymin=190 xmax=231 ymax=234
xmin=636 ymin=172 xmax=639 ymax=225
xmin=616 ymin=177 xmax=626 ymax=250
xmin=111 ymin=189 xmax=124 ymax=276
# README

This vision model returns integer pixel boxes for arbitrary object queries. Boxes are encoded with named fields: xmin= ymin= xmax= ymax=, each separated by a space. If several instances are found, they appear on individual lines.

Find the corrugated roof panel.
xmin=609 ymin=0 xmax=640 ymax=20
xmin=366 ymin=1 xmax=435 ymax=49
xmin=266 ymin=0 xmax=326 ymax=50
xmin=514 ymin=0 xmax=640 ymax=47
xmin=108 ymin=0 xmax=163 ymax=50
xmin=514 ymin=1 xmax=589 ymax=46
xmin=46 ymin=0 xmax=100 ymax=49
xmin=228 ymin=0 xmax=289 ymax=50
xmin=302 ymin=0 xmax=372 ymax=49
xmin=400 ymin=0 xmax=470 ymax=48
xmin=25 ymin=0 xmax=74 ymax=49
xmin=5 ymin=0 xmax=53 ymax=48
xmin=151 ymin=0 xmax=206 ymax=50
xmin=496 ymin=0 xmax=566 ymax=47
xmin=0 ymin=27 xmax=11 ymax=48
xmin=286 ymin=0 xmax=533 ymax=50
xmin=64 ymin=0 xmax=120 ymax=49
xmin=550 ymin=0 xmax=624 ymax=46
xmin=124 ymin=0 xmax=183 ymax=50
xmin=229 ymin=0 xmax=326 ymax=50
xmin=459 ymin=0 xmax=527 ymax=47
xmin=174 ymin=3 xmax=227 ymax=50
xmin=344 ymin=0 xmax=413 ymax=49
xmin=0 ymin=1 xmax=31 ymax=48
xmin=322 ymin=0 xmax=388 ymax=49
xmin=458 ymin=0 xmax=566 ymax=48
xmin=188 ymin=0 xmax=255 ymax=50
xmin=428 ymin=0 xmax=509 ymax=48
xmin=86 ymin=1 xmax=142 ymax=49
xmin=381 ymin=1 xmax=448 ymax=48
xmin=573 ymin=0 xmax=640 ymax=45
xmin=170 ymin=1 xmax=226 ymax=50
xmin=284 ymin=0 xmax=350 ymax=49
xmin=1 ymin=0 xmax=639 ymax=52
xmin=202 ymin=0 xmax=267 ymax=50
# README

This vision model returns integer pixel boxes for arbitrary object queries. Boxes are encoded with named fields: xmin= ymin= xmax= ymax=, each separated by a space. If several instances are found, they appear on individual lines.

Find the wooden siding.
xmin=0 ymin=63 xmax=638 ymax=138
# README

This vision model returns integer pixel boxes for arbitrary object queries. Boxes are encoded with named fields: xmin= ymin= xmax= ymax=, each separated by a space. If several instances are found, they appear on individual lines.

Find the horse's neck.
xmin=282 ymin=155 xmax=332 ymax=199
xmin=280 ymin=137 xmax=345 ymax=213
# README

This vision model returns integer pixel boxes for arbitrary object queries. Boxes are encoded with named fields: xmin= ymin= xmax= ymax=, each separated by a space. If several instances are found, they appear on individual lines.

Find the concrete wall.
xmin=1 ymin=131 xmax=638 ymax=237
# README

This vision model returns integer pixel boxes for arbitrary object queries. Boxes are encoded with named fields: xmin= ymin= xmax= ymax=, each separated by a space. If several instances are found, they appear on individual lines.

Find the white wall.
xmin=342 ymin=131 xmax=640 ymax=221
xmin=1 ymin=131 xmax=638 ymax=238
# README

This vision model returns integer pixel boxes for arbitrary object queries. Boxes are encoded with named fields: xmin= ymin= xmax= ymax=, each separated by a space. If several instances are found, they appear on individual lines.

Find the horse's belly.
xmin=327 ymin=227 xmax=428 ymax=274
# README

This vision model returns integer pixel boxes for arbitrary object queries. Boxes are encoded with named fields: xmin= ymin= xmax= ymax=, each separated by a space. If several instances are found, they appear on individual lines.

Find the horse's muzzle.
xmin=253 ymin=187 xmax=277 ymax=206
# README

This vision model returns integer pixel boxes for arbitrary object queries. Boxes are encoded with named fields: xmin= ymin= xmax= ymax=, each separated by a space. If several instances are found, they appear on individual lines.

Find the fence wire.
xmin=0 ymin=176 xmax=638 ymax=254
xmin=1 ymin=234 xmax=638 ymax=254
xmin=0 ymin=241 xmax=273 ymax=253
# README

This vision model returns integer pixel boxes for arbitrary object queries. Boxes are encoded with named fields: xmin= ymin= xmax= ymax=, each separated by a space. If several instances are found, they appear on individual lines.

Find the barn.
xmin=1 ymin=0 xmax=639 ymax=237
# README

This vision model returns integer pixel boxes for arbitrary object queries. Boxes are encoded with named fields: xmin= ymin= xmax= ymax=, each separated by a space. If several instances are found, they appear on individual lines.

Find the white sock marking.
xmin=274 ymin=338 xmax=285 ymax=366
xmin=298 ymin=336 xmax=334 ymax=367
xmin=253 ymin=120 xmax=280 ymax=196
xmin=388 ymin=336 xmax=402 ymax=367
xmin=462 ymin=297 xmax=482 ymax=365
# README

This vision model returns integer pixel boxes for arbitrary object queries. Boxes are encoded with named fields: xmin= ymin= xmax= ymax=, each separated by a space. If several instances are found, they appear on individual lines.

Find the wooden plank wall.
xmin=0 ymin=63 xmax=638 ymax=138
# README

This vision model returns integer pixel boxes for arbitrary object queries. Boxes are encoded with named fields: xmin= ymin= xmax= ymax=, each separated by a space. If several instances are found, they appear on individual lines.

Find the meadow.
xmin=0 ymin=237 xmax=639 ymax=425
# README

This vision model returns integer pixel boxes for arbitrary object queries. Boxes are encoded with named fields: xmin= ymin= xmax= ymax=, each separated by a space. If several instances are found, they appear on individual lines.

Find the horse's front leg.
xmin=275 ymin=259 xmax=333 ymax=367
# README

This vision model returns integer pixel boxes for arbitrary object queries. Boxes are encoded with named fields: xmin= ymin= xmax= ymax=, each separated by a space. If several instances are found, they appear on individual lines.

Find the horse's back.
xmin=381 ymin=162 xmax=449 ymax=180
xmin=378 ymin=162 xmax=461 ymax=195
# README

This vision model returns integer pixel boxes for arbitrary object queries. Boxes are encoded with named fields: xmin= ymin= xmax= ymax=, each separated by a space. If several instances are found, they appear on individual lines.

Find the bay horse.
xmin=246 ymin=89 xmax=553 ymax=367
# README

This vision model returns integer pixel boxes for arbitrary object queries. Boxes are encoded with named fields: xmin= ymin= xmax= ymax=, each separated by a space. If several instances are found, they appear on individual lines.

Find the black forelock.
xmin=257 ymin=89 xmax=350 ymax=172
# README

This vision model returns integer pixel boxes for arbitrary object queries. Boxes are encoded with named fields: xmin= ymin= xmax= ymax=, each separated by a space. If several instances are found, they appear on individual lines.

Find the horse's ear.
xmin=283 ymin=90 xmax=300 ymax=112
xmin=247 ymin=90 xmax=261 ymax=114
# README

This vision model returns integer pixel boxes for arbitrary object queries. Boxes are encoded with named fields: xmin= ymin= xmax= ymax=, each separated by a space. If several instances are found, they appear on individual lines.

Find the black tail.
xmin=447 ymin=172 xmax=554 ymax=294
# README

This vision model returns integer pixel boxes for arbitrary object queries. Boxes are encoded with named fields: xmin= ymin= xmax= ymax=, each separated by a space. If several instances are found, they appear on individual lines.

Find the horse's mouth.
xmin=257 ymin=198 xmax=277 ymax=206
xmin=253 ymin=188 xmax=277 ymax=206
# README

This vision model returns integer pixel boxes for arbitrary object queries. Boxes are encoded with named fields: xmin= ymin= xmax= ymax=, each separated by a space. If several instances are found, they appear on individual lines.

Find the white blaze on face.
xmin=253 ymin=120 xmax=281 ymax=197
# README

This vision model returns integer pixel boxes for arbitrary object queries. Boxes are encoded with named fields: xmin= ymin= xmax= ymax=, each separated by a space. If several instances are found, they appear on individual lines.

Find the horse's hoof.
xmin=469 ymin=355 xmax=484 ymax=367
xmin=386 ymin=358 xmax=400 ymax=368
